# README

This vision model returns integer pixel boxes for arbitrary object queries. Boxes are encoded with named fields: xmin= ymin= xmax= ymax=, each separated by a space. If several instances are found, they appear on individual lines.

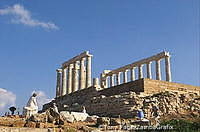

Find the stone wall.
xmin=99 ymin=79 xmax=144 ymax=96
xmin=84 ymin=92 xmax=140 ymax=118
xmin=43 ymin=79 xmax=144 ymax=111
xmin=143 ymin=79 xmax=200 ymax=94
xmin=43 ymin=86 xmax=99 ymax=111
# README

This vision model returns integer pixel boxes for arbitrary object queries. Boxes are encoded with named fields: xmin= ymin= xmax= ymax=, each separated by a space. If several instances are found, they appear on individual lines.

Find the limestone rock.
xmin=24 ymin=121 xmax=36 ymax=128
xmin=97 ymin=117 xmax=110 ymax=126
xmin=110 ymin=118 xmax=121 ymax=126
xmin=71 ymin=112 xmax=89 ymax=122
xmin=79 ymin=125 xmax=94 ymax=132
xmin=45 ymin=90 xmax=200 ymax=120
xmin=60 ymin=111 xmax=74 ymax=123
xmin=29 ymin=112 xmax=47 ymax=122
xmin=86 ymin=115 xmax=99 ymax=123
xmin=36 ymin=122 xmax=46 ymax=128
xmin=10 ymin=120 xmax=26 ymax=127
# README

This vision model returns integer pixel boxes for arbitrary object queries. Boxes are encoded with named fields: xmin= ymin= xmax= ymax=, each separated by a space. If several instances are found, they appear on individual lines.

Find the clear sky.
xmin=0 ymin=0 xmax=199 ymax=113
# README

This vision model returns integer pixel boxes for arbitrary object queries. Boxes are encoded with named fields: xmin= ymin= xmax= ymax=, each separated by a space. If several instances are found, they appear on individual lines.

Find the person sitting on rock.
xmin=23 ymin=93 xmax=38 ymax=117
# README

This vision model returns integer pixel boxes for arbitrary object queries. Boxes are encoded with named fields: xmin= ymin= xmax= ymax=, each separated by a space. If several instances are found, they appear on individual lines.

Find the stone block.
xmin=71 ymin=112 xmax=89 ymax=122
xmin=60 ymin=111 xmax=74 ymax=123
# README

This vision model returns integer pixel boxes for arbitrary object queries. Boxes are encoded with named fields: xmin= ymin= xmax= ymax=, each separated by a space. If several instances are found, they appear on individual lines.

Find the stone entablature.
xmin=100 ymin=51 xmax=172 ymax=88
xmin=56 ymin=51 xmax=93 ymax=97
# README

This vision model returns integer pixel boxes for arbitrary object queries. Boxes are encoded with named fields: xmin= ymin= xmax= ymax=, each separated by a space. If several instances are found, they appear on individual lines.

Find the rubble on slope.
xmin=0 ymin=91 xmax=199 ymax=131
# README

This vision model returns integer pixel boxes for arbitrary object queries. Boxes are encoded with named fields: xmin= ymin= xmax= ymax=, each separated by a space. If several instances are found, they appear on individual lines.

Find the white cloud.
xmin=0 ymin=4 xmax=59 ymax=30
xmin=0 ymin=88 xmax=16 ymax=111
xmin=32 ymin=90 xmax=52 ymax=110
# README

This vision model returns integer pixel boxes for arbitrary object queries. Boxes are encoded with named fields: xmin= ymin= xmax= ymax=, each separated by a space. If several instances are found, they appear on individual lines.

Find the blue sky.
xmin=0 ymin=0 xmax=199 ymax=113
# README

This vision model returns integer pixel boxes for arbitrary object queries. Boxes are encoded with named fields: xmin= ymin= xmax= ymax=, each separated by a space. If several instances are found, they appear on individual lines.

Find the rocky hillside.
xmin=77 ymin=91 xmax=200 ymax=119
xmin=0 ymin=91 xmax=199 ymax=131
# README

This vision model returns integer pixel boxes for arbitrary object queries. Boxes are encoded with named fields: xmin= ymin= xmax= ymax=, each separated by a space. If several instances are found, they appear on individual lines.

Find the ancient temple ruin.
xmin=56 ymin=51 xmax=92 ymax=97
xmin=43 ymin=51 xmax=200 ymax=118
xmin=56 ymin=51 xmax=172 ymax=97
xmin=100 ymin=51 xmax=172 ymax=89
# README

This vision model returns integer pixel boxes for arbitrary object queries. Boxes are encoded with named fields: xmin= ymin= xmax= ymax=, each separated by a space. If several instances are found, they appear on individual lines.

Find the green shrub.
xmin=160 ymin=119 xmax=200 ymax=132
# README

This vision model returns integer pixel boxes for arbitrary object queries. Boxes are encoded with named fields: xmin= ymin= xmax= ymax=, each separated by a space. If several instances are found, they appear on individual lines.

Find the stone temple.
xmin=43 ymin=51 xmax=200 ymax=118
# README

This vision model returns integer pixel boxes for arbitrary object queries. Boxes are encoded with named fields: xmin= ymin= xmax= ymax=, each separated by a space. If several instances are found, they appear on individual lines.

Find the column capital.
xmin=165 ymin=55 xmax=171 ymax=59
xmin=73 ymin=61 xmax=79 ymax=70
xmin=74 ymin=61 xmax=78 ymax=64
xmin=81 ymin=57 xmax=86 ymax=61
xmin=165 ymin=52 xmax=170 ymax=57
xmin=131 ymin=67 xmax=136 ymax=70
xmin=146 ymin=61 xmax=152 ymax=64
xmin=56 ymin=69 xmax=62 ymax=73
xmin=86 ymin=56 xmax=92 ymax=61
xmin=155 ymin=58 xmax=162 ymax=62
xmin=69 ymin=63 xmax=73 ymax=68
xmin=123 ymin=69 xmax=128 ymax=72
xmin=138 ymin=64 xmax=144 ymax=67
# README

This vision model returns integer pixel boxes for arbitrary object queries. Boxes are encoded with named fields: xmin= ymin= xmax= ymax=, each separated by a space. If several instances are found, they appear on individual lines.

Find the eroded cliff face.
xmin=46 ymin=90 xmax=199 ymax=119
xmin=1 ymin=91 xmax=199 ymax=131
xmin=81 ymin=91 xmax=200 ymax=118
xmin=44 ymin=78 xmax=200 ymax=117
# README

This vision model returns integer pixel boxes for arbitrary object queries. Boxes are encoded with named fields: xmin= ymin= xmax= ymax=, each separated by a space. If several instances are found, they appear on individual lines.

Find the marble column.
xmin=165 ymin=56 xmax=172 ymax=82
xmin=123 ymin=70 xmax=128 ymax=83
xmin=116 ymin=72 xmax=121 ymax=85
xmin=130 ymin=67 xmax=136 ymax=81
xmin=79 ymin=58 xmax=86 ymax=90
xmin=56 ymin=69 xmax=62 ymax=97
xmin=138 ymin=65 xmax=143 ymax=79
xmin=100 ymin=73 xmax=104 ymax=88
xmin=156 ymin=59 xmax=161 ymax=80
xmin=106 ymin=76 xmax=109 ymax=88
xmin=110 ymin=75 xmax=114 ymax=87
xmin=72 ymin=61 xmax=79 ymax=92
xmin=62 ymin=67 xmax=67 ymax=96
xmin=67 ymin=64 xmax=73 ymax=94
xmin=146 ymin=62 xmax=152 ymax=79
xmin=86 ymin=56 xmax=92 ymax=88
xmin=93 ymin=78 xmax=100 ymax=88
